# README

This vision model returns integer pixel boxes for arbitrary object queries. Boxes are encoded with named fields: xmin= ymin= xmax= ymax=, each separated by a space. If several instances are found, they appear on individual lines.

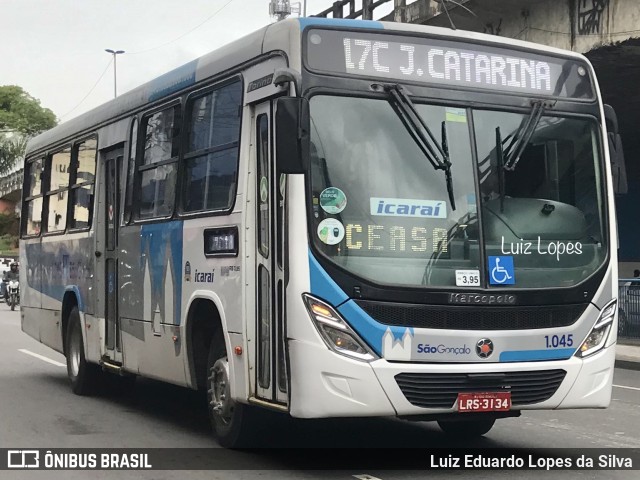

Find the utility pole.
xmin=105 ymin=49 xmax=125 ymax=98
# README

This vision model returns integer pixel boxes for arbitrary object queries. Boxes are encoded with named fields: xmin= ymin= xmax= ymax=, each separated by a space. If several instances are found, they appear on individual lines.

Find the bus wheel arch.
xmin=186 ymin=297 xmax=225 ymax=390
xmin=65 ymin=305 xmax=102 ymax=395
xmin=207 ymin=328 xmax=260 ymax=448
xmin=61 ymin=291 xmax=80 ymax=356
xmin=185 ymin=296 xmax=259 ymax=447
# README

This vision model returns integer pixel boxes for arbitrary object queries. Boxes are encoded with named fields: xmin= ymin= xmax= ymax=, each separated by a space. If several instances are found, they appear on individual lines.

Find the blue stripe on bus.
xmin=308 ymin=251 xmax=348 ymax=306
xmin=499 ymin=349 xmax=575 ymax=362
xmin=338 ymin=300 xmax=411 ymax=356
xmin=307 ymin=251 xmax=575 ymax=361
xmin=298 ymin=17 xmax=384 ymax=31
xmin=64 ymin=285 xmax=84 ymax=312
xmin=308 ymin=252 xmax=411 ymax=355
xmin=140 ymin=221 xmax=183 ymax=325
xmin=148 ymin=59 xmax=198 ymax=102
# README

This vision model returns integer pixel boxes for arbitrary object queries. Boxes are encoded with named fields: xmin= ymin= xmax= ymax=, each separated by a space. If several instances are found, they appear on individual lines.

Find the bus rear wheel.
xmin=437 ymin=417 xmax=496 ymax=438
xmin=207 ymin=330 xmax=258 ymax=448
xmin=65 ymin=306 xmax=102 ymax=395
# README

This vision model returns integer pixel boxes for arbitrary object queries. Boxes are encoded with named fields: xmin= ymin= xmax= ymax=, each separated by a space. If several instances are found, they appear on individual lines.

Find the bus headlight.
xmin=576 ymin=299 xmax=616 ymax=358
xmin=302 ymin=294 xmax=377 ymax=362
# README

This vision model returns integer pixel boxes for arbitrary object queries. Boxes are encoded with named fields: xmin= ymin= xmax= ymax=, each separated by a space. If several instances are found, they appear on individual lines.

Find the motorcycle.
xmin=7 ymin=280 xmax=19 ymax=311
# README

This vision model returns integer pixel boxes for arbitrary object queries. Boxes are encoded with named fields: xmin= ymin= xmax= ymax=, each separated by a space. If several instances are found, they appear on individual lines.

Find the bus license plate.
xmin=457 ymin=392 xmax=511 ymax=412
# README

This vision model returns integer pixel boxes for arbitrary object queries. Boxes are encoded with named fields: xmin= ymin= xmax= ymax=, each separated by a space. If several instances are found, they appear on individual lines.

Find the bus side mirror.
xmin=275 ymin=97 xmax=310 ymax=174
xmin=604 ymin=104 xmax=628 ymax=195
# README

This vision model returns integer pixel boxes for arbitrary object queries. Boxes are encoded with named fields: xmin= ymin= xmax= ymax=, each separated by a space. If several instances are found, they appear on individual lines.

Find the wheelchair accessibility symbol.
xmin=488 ymin=256 xmax=515 ymax=285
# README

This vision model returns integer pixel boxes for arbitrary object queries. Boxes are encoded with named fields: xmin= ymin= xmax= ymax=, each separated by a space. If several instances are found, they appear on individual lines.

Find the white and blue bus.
xmin=21 ymin=17 xmax=620 ymax=447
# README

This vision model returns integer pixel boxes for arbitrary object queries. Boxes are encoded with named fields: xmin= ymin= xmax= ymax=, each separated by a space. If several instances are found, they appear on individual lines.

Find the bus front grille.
xmin=395 ymin=369 xmax=567 ymax=409
xmin=355 ymin=301 xmax=587 ymax=330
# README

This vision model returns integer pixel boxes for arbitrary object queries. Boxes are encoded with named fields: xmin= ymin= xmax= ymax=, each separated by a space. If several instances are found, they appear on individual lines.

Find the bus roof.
xmin=27 ymin=17 xmax=590 ymax=156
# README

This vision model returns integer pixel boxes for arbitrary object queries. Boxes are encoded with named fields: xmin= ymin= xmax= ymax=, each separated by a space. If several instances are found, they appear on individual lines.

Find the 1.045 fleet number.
xmin=544 ymin=334 xmax=573 ymax=348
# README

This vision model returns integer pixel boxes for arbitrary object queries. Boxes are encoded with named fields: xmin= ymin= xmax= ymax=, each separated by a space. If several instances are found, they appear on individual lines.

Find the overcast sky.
xmin=1 ymin=0 xmax=392 ymax=122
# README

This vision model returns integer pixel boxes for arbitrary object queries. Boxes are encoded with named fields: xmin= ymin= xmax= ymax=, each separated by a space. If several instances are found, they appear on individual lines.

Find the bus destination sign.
xmin=305 ymin=29 xmax=593 ymax=99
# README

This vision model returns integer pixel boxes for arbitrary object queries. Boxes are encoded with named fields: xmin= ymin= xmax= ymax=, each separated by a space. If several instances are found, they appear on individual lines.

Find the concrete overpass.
xmin=0 ymin=166 xmax=22 ymax=214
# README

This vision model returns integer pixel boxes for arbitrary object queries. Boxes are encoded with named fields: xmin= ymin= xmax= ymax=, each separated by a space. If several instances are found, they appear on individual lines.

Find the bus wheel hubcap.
xmin=210 ymin=358 xmax=233 ymax=425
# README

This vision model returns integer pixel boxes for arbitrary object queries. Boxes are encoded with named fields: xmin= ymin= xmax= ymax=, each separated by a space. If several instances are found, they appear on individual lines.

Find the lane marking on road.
xmin=353 ymin=476 xmax=383 ymax=480
xmin=613 ymin=384 xmax=640 ymax=392
xmin=18 ymin=349 xmax=65 ymax=367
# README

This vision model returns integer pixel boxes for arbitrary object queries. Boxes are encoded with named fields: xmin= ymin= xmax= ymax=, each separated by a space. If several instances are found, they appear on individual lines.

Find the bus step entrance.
xmin=100 ymin=358 xmax=123 ymax=375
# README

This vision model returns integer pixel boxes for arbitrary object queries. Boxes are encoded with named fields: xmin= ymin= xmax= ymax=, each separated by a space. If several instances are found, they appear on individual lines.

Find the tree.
xmin=0 ymin=136 xmax=27 ymax=173
xmin=0 ymin=85 xmax=57 ymax=174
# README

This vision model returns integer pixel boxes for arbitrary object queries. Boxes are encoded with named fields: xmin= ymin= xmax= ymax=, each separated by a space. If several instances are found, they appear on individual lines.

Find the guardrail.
xmin=314 ymin=0 xmax=395 ymax=20
xmin=618 ymin=279 xmax=640 ymax=340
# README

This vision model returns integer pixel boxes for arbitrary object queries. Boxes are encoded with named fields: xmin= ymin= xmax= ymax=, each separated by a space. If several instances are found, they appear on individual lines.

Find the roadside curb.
xmin=615 ymin=359 xmax=640 ymax=371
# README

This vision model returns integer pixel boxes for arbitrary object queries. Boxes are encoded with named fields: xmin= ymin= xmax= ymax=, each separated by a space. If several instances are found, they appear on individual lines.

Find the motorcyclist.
xmin=4 ymin=263 xmax=18 ymax=281
xmin=3 ymin=263 xmax=18 ymax=302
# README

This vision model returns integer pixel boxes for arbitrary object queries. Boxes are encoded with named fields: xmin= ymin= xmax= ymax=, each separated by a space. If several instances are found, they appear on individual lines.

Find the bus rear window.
xmin=22 ymin=156 xmax=44 ymax=237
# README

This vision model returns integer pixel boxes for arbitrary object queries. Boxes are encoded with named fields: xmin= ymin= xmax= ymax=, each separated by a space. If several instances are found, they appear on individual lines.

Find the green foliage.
xmin=0 ymin=213 xmax=19 ymax=237
xmin=0 ymin=234 xmax=17 ymax=253
xmin=0 ymin=85 xmax=57 ymax=174
xmin=0 ymin=135 xmax=27 ymax=175
xmin=0 ymin=85 xmax=57 ymax=135
xmin=0 ymin=214 xmax=19 ymax=253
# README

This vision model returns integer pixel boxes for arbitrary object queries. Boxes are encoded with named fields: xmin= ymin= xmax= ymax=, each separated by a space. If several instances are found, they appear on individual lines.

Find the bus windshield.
xmin=308 ymin=95 xmax=607 ymax=289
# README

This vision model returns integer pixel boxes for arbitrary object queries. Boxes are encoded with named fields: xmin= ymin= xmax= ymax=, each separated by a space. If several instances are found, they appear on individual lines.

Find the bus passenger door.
xmin=254 ymin=102 xmax=288 ymax=405
xmin=103 ymin=148 xmax=123 ymax=363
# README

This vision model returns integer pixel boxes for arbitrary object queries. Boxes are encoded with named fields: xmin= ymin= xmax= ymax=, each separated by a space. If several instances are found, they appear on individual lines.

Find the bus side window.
xmin=22 ymin=158 xmax=44 ymax=237
xmin=69 ymin=137 xmax=97 ymax=230
xmin=182 ymin=80 xmax=242 ymax=213
xmin=46 ymin=147 xmax=72 ymax=233
xmin=138 ymin=106 xmax=180 ymax=219
xmin=124 ymin=118 xmax=138 ymax=224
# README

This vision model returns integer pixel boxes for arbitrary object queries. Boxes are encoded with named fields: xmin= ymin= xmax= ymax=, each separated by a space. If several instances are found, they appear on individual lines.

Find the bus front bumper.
xmin=287 ymin=339 xmax=615 ymax=418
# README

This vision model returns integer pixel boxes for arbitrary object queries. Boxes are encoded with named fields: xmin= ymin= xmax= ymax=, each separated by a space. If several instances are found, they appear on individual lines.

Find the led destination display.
xmin=306 ymin=29 xmax=594 ymax=99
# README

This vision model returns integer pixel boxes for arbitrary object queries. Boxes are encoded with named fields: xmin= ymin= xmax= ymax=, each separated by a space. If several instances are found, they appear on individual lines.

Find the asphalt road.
xmin=0 ymin=302 xmax=639 ymax=479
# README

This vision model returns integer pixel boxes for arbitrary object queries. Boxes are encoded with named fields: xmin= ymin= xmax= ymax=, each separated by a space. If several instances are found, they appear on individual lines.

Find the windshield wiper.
xmin=440 ymin=120 xmax=455 ymax=210
xmin=382 ymin=84 xmax=456 ymax=211
xmin=495 ymin=126 xmax=506 ymax=213
xmin=502 ymin=100 xmax=546 ymax=171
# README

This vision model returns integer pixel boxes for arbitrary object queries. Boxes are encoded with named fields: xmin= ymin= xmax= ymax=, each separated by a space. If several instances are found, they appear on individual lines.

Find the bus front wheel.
xmin=437 ymin=417 xmax=496 ymax=438
xmin=207 ymin=330 xmax=258 ymax=448
xmin=65 ymin=306 xmax=102 ymax=395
